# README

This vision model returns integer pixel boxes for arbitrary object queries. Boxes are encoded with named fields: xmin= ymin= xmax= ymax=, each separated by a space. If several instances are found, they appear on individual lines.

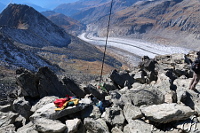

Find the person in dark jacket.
xmin=189 ymin=51 xmax=200 ymax=91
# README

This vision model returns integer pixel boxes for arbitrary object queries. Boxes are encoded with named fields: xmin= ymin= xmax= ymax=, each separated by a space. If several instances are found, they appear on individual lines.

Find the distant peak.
xmin=0 ymin=4 xmax=42 ymax=29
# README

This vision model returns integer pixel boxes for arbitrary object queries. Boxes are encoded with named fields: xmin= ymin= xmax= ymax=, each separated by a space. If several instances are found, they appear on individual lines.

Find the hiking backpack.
xmin=191 ymin=58 xmax=200 ymax=73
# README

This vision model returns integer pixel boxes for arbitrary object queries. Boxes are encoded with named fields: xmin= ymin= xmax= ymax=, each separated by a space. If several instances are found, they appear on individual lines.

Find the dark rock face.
xmin=16 ymin=67 xmax=74 ymax=98
xmin=62 ymin=77 xmax=86 ymax=98
xmin=16 ymin=70 xmax=39 ymax=98
xmin=36 ymin=67 xmax=74 ymax=98
xmin=110 ymin=69 xmax=134 ymax=88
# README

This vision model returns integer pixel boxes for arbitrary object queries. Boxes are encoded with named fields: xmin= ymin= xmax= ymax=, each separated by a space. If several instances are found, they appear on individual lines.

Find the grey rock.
xmin=123 ymin=103 xmax=143 ymax=123
xmin=34 ymin=118 xmax=66 ymax=133
xmin=16 ymin=70 xmax=39 ymax=98
xmin=86 ymin=84 xmax=104 ymax=100
xmin=0 ymin=124 xmax=16 ymax=133
xmin=36 ymin=67 xmax=74 ymax=98
xmin=84 ymin=118 xmax=109 ymax=133
xmin=0 ymin=104 xmax=12 ymax=112
xmin=111 ymin=127 xmax=123 ymax=133
xmin=164 ymin=90 xmax=177 ymax=103
xmin=30 ymin=103 xmax=56 ymax=121
xmin=17 ymin=122 xmax=38 ymax=133
xmin=30 ymin=102 xmax=90 ymax=120
xmin=12 ymin=97 xmax=32 ymax=119
xmin=140 ymin=103 xmax=196 ymax=123
xmin=123 ymin=120 xmax=164 ymax=133
xmin=110 ymin=69 xmax=134 ymax=88
xmin=80 ymin=105 xmax=101 ymax=119
xmin=62 ymin=77 xmax=86 ymax=98
xmin=51 ymin=103 xmax=90 ymax=120
xmin=121 ymin=89 xmax=164 ymax=106
xmin=0 ymin=111 xmax=18 ymax=127
xmin=103 ymin=106 xmax=125 ymax=126
xmin=31 ymin=96 xmax=58 ymax=113
xmin=65 ymin=118 xmax=82 ymax=133
xmin=133 ymin=70 xmax=147 ymax=84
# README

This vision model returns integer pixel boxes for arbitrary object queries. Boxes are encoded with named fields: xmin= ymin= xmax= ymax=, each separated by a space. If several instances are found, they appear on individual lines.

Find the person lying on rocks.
xmin=189 ymin=51 xmax=200 ymax=91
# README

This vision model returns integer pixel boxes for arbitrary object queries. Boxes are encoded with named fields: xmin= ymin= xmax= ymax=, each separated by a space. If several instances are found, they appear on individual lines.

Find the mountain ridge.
xmin=85 ymin=0 xmax=200 ymax=50
xmin=0 ymin=4 xmax=122 ymax=80
xmin=42 ymin=11 xmax=86 ymax=36
xmin=0 ymin=4 xmax=71 ymax=48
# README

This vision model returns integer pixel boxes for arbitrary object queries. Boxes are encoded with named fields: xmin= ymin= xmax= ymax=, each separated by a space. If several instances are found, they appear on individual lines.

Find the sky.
xmin=0 ymin=0 xmax=79 ymax=9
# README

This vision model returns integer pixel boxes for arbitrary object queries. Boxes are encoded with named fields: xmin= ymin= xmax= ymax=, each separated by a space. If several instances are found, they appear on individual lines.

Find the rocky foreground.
xmin=1 ymin=51 xmax=200 ymax=133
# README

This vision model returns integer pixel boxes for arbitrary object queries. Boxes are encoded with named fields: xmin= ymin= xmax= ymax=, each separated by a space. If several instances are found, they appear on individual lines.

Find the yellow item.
xmin=55 ymin=99 xmax=79 ymax=111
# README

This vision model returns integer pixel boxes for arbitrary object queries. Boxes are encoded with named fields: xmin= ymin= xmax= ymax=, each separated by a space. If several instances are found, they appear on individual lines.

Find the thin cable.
xmin=100 ymin=0 xmax=114 ymax=82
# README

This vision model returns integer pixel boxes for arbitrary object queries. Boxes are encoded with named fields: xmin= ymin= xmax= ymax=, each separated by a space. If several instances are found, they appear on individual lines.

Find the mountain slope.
xmin=0 ymin=4 xmax=122 ymax=76
xmin=54 ymin=0 xmax=142 ymax=24
xmin=54 ymin=0 xmax=110 ymax=17
xmin=86 ymin=0 xmax=200 ymax=49
xmin=0 ymin=33 xmax=59 ymax=72
xmin=42 ymin=11 xmax=86 ymax=35
xmin=0 ymin=4 xmax=71 ymax=48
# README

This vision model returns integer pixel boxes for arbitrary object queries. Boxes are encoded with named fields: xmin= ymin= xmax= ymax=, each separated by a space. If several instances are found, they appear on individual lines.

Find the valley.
xmin=79 ymin=32 xmax=191 ymax=67
xmin=1 ymin=1 xmax=200 ymax=133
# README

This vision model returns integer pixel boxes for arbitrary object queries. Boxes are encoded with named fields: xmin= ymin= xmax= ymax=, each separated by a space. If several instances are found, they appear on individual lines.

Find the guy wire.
xmin=99 ymin=0 xmax=114 ymax=82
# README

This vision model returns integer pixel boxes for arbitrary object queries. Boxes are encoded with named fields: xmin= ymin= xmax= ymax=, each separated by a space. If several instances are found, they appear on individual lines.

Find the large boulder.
xmin=140 ymin=103 xmax=196 ymax=123
xmin=110 ymin=69 xmax=134 ymax=88
xmin=31 ymin=96 xmax=58 ymax=113
xmin=16 ymin=122 xmax=38 ymax=133
xmin=80 ymin=105 xmax=101 ymax=119
xmin=16 ymin=69 xmax=39 ymax=98
xmin=124 ymin=120 xmax=164 ymax=133
xmin=0 ymin=111 xmax=18 ymax=127
xmin=62 ymin=77 xmax=86 ymax=98
xmin=33 ymin=118 xmax=66 ymax=133
xmin=121 ymin=89 xmax=164 ymax=106
xmin=16 ymin=67 xmax=74 ymax=98
xmin=65 ymin=118 xmax=85 ymax=133
xmin=84 ymin=118 xmax=109 ymax=133
xmin=36 ymin=67 xmax=74 ymax=98
xmin=12 ymin=97 xmax=32 ymax=119
xmin=139 ymin=56 xmax=158 ymax=72
xmin=0 ymin=124 xmax=16 ymax=133
xmin=123 ymin=119 xmax=180 ymax=133
xmin=30 ymin=102 xmax=90 ymax=120
xmin=30 ymin=103 xmax=56 ymax=121
xmin=103 ymin=106 xmax=125 ymax=126
xmin=85 ymin=84 xmax=104 ymax=100
xmin=123 ymin=103 xmax=143 ymax=123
